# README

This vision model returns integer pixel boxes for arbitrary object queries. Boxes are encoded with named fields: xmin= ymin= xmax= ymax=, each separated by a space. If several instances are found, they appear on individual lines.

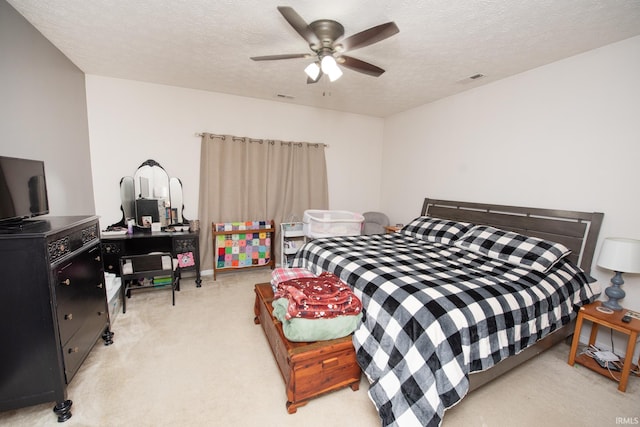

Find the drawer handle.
xmin=322 ymin=357 xmax=339 ymax=368
xmin=95 ymin=255 xmax=101 ymax=262
xmin=61 ymin=278 xmax=71 ymax=286
xmin=64 ymin=313 xmax=73 ymax=320
xmin=97 ymin=283 xmax=104 ymax=289
xmin=68 ymin=347 xmax=79 ymax=354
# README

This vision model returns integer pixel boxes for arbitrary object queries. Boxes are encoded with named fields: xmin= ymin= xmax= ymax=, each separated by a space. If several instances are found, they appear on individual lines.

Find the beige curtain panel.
xmin=197 ymin=133 xmax=329 ymax=272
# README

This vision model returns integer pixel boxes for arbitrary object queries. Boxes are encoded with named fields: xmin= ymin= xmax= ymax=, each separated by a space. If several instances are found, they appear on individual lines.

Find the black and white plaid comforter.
xmin=291 ymin=233 xmax=598 ymax=427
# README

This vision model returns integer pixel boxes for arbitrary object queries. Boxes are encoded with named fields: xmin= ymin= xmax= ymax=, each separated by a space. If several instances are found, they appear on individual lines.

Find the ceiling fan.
xmin=250 ymin=6 xmax=399 ymax=83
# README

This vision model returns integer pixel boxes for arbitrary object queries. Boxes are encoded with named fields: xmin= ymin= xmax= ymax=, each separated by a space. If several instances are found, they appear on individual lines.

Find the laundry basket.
xmin=302 ymin=210 xmax=364 ymax=238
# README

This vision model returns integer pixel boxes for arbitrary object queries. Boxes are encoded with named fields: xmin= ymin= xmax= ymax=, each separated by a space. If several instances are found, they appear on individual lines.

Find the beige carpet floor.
xmin=1 ymin=270 xmax=638 ymax=427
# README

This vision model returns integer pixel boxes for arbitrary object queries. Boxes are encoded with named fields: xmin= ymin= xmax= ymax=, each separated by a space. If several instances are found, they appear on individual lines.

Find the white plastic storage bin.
xmin=104 ymin=273 xmax=122 ymax=322
xmin=303 ymin=210 xmax=364 ymax=238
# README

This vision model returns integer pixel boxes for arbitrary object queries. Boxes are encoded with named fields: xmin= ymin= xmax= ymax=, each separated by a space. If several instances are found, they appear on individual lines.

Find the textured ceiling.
xmin=7 ymin=0 xmax=640 ymax=117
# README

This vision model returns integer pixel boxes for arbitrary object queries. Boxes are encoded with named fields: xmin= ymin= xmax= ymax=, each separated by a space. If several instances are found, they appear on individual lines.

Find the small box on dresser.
xmin=253 ymin=283 xmax=361 ymax=413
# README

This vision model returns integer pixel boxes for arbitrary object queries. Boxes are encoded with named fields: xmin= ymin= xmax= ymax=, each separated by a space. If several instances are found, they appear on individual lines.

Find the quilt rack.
xmin=212 ymin=220 xmax=275 ymax=280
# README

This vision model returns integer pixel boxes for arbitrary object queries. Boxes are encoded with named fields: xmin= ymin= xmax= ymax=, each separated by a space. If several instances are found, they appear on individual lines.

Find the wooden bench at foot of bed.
xmin=253 ymin=283 xmax=361 ymax=413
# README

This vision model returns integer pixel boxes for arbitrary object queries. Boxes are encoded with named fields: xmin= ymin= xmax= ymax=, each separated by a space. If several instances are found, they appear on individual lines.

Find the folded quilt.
xmin=272 ymin=298 xmax=362 ymax=342
xmin=275 ymin=272 xmax=362 ymax=319
xmin=270 ymin=267 xmax=317 ymax=292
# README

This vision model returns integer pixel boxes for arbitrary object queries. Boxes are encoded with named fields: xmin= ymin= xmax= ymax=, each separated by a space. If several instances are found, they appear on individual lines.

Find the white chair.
xmin=362 ymin=211 xmax=390 ymax=235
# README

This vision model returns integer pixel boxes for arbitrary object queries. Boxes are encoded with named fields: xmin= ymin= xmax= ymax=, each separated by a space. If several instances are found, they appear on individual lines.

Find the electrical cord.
xmin=611 ymin=329 xmax=615 ymax=354
xmin=606 ymin=363 xmax=622 ymax=381
xmin=579 ymin=344 xmax=640 ymax=380
xmin=580 ymin=345 xmax=621 ymax=381
xmin=608 ymin=330 xmax=640 ymax=376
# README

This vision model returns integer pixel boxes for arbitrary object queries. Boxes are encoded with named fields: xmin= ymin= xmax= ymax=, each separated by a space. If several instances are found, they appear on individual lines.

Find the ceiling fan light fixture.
xmin=320 ymin=54 xmax=342 ymax=81
xmin=327 ymin=66 xmax=343 ymax=82
xmin=320 ymin=55 xmax=338 ymax=74
xmin=304 ymin=62 xmax=321 ymax=80
xmin=254 ymin=7 xmax=399 ymax=84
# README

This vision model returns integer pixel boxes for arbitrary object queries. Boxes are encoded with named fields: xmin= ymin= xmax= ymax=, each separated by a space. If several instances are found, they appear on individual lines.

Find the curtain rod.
xmin=194 ymin=133 xmax=329 ymax=148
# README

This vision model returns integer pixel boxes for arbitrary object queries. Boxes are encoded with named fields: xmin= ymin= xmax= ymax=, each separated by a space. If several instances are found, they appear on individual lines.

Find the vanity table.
xmin=101 ymin=230 xmax=201 ymax=286
xmin=102 ymin=159 xmax=201 ymax=287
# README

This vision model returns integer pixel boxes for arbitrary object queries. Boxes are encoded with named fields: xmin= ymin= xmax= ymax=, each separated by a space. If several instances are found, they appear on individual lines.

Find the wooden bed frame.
xmin=421 ymin=198 xmax=604 ymax=391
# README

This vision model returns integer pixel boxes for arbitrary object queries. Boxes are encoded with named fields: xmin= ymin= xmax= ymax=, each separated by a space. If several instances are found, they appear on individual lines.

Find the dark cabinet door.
xmin=0 ymin=238 xmax=60 ymax=409
xmin=54 ymin=244 xmax=108 ymax=382
xmin=101 ymin=241 xmax=124 ymax=275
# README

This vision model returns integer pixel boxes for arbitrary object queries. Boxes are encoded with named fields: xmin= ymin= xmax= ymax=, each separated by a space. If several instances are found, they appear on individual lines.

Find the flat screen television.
xmin=0 ymin=155 xmax=50 ymax=224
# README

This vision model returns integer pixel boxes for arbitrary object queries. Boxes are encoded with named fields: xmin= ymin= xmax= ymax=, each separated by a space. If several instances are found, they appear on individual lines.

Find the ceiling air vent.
xmin=457 ymin=73 xmax=486 ymax=85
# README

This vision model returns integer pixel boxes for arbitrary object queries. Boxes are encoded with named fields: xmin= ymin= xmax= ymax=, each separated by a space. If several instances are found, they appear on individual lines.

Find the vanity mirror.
xmin=115 ymin=159 xmax=186 ymax=228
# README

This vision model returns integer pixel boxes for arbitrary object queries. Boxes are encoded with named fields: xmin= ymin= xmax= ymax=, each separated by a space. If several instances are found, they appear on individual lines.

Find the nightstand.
xmin=568 ymin=301 xmax=640 ymax=392
xmin=384 ymin=225 xmax=400 ymax=233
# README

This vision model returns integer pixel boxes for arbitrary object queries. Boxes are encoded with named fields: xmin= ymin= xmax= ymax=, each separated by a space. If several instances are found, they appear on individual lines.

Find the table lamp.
xmin=596 ymin=237 xmax=640 ymax=311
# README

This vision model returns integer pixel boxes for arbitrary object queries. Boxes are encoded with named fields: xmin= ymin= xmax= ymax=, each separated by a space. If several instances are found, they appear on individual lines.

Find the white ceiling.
xmin=8 ymin=0 xmax=640 ymax=117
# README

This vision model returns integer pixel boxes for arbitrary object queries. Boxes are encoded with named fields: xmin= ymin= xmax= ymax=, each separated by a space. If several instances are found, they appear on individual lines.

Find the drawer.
xmin=289 ymin=347 xmax=360 ymax=403
xmin=57 ymin=293 xmax=85 ymax=346
xmin=57 ymin=289 xmax=108 ymax=346
xmin=55 ymin=246 xmax=106 ymax=345
xmin=102 ymin=254 xmax=120 ymax=274
xmin=62 ymin=302 xmax=109 ymax=383
xmin=101 ymin=242 xmax=124 ymax=275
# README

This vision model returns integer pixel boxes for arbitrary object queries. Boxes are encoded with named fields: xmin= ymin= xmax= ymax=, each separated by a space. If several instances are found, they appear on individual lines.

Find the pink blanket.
xmin=275 ymin=272 xmax=362 ymax=319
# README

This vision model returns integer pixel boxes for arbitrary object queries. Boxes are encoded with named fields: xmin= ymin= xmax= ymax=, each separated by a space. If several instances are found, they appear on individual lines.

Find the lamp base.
xmin=602 ymin=271 xmax=625 ymax=312
xmin=601 ymin=298 xmax=623 ymax=311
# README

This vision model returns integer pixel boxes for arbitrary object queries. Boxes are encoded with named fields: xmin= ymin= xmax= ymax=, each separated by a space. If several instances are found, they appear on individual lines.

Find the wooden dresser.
xmin=253 ymin=283 xmax=361 ymax=413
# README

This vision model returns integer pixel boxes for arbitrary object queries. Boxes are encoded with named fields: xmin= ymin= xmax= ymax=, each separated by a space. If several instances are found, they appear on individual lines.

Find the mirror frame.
xmin=113 ymin=159 xmax=187 ymax=228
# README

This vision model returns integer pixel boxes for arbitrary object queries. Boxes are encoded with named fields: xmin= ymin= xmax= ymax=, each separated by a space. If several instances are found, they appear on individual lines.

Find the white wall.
xmin=382 ymin=36 xmax=640 ymax=357
xmin=85 ymin=76 xmax=384 ymax=228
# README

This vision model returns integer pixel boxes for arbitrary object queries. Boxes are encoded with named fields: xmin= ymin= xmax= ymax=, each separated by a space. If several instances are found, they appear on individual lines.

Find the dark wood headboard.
xmin=421 ymin=198 xmax=604 ymax=274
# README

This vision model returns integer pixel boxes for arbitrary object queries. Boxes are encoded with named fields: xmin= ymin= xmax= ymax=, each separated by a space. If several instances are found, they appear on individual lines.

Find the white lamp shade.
xmin=597 ymin=237 xmax=640 ymax=273
xmin=327 ymin=66 xmax=343 ymax=82
xmin=304 ymin=62 xmax=320 ymax=80
xmin=321 ymin=55 xmax=338 ymax=74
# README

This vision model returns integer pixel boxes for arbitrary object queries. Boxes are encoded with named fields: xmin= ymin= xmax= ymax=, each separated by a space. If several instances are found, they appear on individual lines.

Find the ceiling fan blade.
xmin=251 ymin=53 xmax=310 ymax=61
xmin=339 ymin=55 xmax=385 ymax=77
xmin=277 ymin=6 xmax=319 ymax=46
xmin=339 ymin=22 xmax=399 ymax=52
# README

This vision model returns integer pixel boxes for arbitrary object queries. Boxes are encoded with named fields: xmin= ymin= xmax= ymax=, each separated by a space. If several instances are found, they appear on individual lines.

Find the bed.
xmin=291 ymin=198 xmax=603 ymax=427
